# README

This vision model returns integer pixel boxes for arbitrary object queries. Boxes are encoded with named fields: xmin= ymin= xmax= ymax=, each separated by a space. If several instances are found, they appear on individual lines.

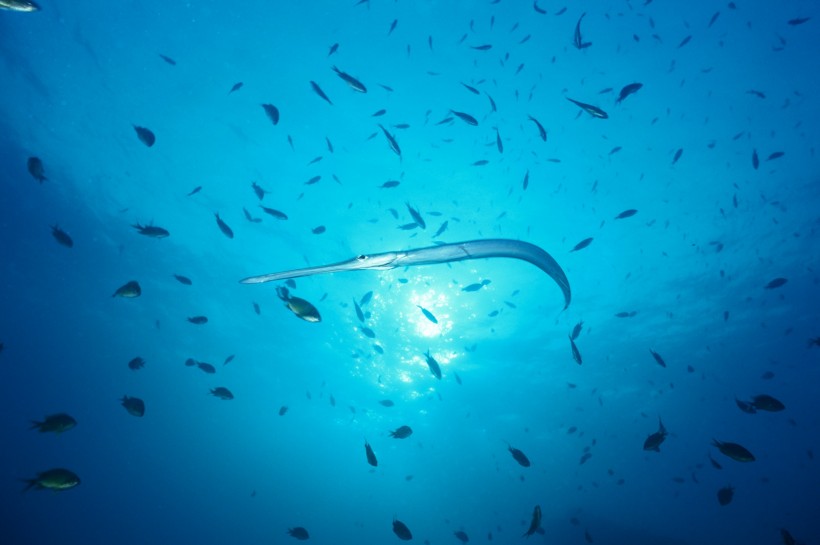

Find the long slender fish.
xmin=240 ymin=239 xmax=571 ymax=309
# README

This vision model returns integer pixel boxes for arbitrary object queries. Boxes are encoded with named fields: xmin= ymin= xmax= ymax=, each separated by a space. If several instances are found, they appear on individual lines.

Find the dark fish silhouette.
xmin=187 ymin=316 xmax=208 ymax=324
xmin=570 ymin=321 xmax=584 ymax=340
xmin=113 ymin=280 xmax=141 ymax=298
xmin=214 ymin=213 xmax=234 ymax=239
xmin=616 ymin=83 xmax=643 ymax=104
xmin=328 ymin=43 xmax=339 ymax=56
xmin=566 ymin=97 xmax=608 ymax=119
xmin=378 ymin=124 xmax=401 ymax=158
xmin=643 ymin=418 xmax=667 ymax=451
xmin=573 ymin=13 xmax=592 ymax=49
xmin=128 ymin=357 xmax=145 ymax=371
xmin=259 ymin=205 xmax=288 ymax=220
xmin=569 ymin=336 xmax=582 ymax=364
xmin=405 ymin=202 xmax=425 ymax=228
xmin=133 ymin=125 xmax=155 ymax=147
xmin=121 ymin=395 xmax=145 ymax=417
xmin=261 ymin=103 xmax=280 ymax=125
xmin=27 ymin=157 xmax=47 ymax=182
xmin=649 ymin=349 xmax=667 ymax=368
xmin=750 ymin=394 xmax=785 ymax=412
xmin=332 ymin=65 xmax=367 ymax=92
xmin=451 ymin=110 xmax=478 ymax=125
xmin=765 ymin=277 xmax=787 ymax=289
xmin=158 ymin=53 xmax=176 ymax=65
xmin=287 ymin=527 xmax=309 ymax=540
xmin=454 ymin=530 xmax=469 ymax=543
xmin=187 ymin=186 xmax=202 ymax=196
xmin=310 ymin=81 xmax=333 ymax=105
xmin=717 ymin=485 xmax=734 ymax=506
xmin=365 ymin=440 xmax=378 ymax=466
xmin=571 ymin=237 xmax=594 ymax=251
xmin=210 ymin=387 xmax=234 ymax=400
xmin=22 ymin=468 xmax=80 ymax=493
xmin=508 ymin=444 xmax=531 ymax=467
xmin=228 ymin=82 xmax=243 ymax=94
xmin=528 ymin=115 xmax=547 ymax=141
xmin=51 ymin=225 xmax=73 ymax=247
xmin=392 ymin=517 xmax=412 ymax=540
xmin=712 ymin=439 xmax=755 ymax=462
xmin=173 ymin=274 xmax=192 ymax=285
xmin=523 ymin=505 xmax=542 ymax=537
xmin=424 ymin=350 xmax=442 ymax=379
xmin=389 ymin=425 xmax=413 ymax=439
xmin=615 ymin=209 xmax=638 ymax=219
xmin=30 ymin=413 xmax=77 ymax=434
xmin=132 ymin=223 xmax=169 ymax=238
xmin=417 ymin=305 xmax=438 ymax=324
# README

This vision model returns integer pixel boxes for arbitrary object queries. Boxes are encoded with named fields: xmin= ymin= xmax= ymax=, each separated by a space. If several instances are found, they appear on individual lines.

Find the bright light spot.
xmin=407 ymin=287 xmax=453 ymax=338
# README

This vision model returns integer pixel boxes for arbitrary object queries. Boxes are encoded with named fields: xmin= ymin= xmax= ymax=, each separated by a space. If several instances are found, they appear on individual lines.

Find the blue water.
xmin=2 ymin=1 xmax=819 ymax=544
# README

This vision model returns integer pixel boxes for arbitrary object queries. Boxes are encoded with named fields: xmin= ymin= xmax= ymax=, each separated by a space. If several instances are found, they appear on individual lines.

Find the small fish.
xmin=712 ymin=439 xmax=755 ymax=462
xmin=573 ymin=13 xmax=592 ymax=49
xmin=133 ymin=125 xmax=156 ymax=147
xmin=389 ymin=425 xmax=413 ymax=439
xmin=197 ymin=362 xmax=216 ymax=374
xmin=528 ymin=115 xmax=547 ymax=141
xmin=508 ymin=444 xmax=531 ymax=467
xmin=223 ymin=355 xmax=235 ymax=365
xmin=388 ymin=18 xmax=398 ymax=34
xmin=451 ymin=110 xmax=478 ymax=125
xmin=750 ymin=394 xmax=785 ymax=412
xmin=379 ymin=399 xmax=394 ymax=407
xmin=566 ymin=97 xmax=608 ymax=119
xmin=392 ymin=517 xmax=412 ymax=540
xmin=708 ymin=454 xmax=723 ymax=470
xmin=360 ymin=291 xmax=373 ymax=306
xmin=371 ymin=109 xmax=386 ymax=117
xmin=378 ymin=124 xmax=401 ymax=158
xmin=121 ymin=395 xmax=145 ymax=417
xmin=259 ymin=205 xmax=288 ymax=220
xmin=615 ymin=209 xmax=638 ymax=219
xmin=495 ymin=127 xmax=503 ymax=153
xmin=616 ymin=83 xmax=643 ymax=104
xmin=365 ymin=440 xmax=378 ymax=467
xmin=678 ymin=35 xmax=692 ymax=48
xmin=533 ymin=1 xmax=546 ymax=14
xmin=472 ymin=160 xmax=489 ymax=166
xmin=276 ymin=286 xmax=321 ymax=322
xmin=752 ymin=149 xmax=759 ymax=169
xmin=331 ymin=66 xmax=367 ymax=93
xmin=210 ymin=387 xmax=234 ymax=400
xmin=462 ymin=279 xmax=491 ymax=292
xmin=454 ymin=530 xmax=469 ymax=543
xmin=523 ymin=505 xmax=542 ymax=537
xmin=470 ymin=44 xmax=492 ymax=50
xmin=786 ymin=17 xmax=810 ymax=26
xmin=717 ymin=485 xmax=734 ymax=506
xmin=735 ymin=397 xmax=757 ymax=414
xmin=672 ymin=148 xmax=683 ymax=164
xmin=252 ymin=302 xmax=261 ymax=315
xmin=461 ymin=82 xmax=480 ymax=95
xmin=380 ymin=180 xmax=400 ymax=188
xmin=50 ymin=225 xmax=74 ymax=247
xmin=127 ymin=357 xmax=145 ymax=371
xmin=251 ymin=182 xmax=268 ymax=200
xmin=765 ymin=277 xmax=787 ymax=289
xmin=328 ymin=43 xmax=339 ymax=56
xmin=22 ymin=468 xmax=80 ymax=493
xmin=405 ymin=202 xmax=426 ymax=228
xmin=432 ymin=221 xmax=448 ymax=238
xmin=27 ymin=157 xmax=47 ymax=182
xmin=424 ymin=350 xmax=442 ymax=379
xmin=278 ymin=406 xmax=288 ymax=416
xmin=311 ymin=226 xmax=326 ymax=235
xmin=310 ymin=81 xmax=333 ymax=105
xmin=417 ymin=305 xmax=438 ymax=324
xmin=649 ymin=349 xmax=667 ymax=368
xmin=305 ymin=175 xmax=321 ymax=185
xmin=360 ymin=326 xmax=376 ymax=338
xmin=112 ymin=280 xmax=141 ymax=298
xmin=214 ymin=213 xmax=234 ymax=238
xmin=353 ymin=299 xmax=365 ymax=322
xmin=132 ymin=223 xmax=170 ymax=238
xmin=570 ymin=321 xmax=583 ymax=340
xmin=569 ymin=336 xmax=582 ymax=365
xmin=571 ymin=237 xmax=594 ymax=252
xmin=261 ymin=104 xmax=280 ymax=125
xmin=30 ymin=413 xmax=77 ymax=434
xmin=228 ymin=82 xmax=243 ymax=94
xmin=643 ymin=418 xmax=667 ymax=452
xmin=187 ymin=316 xmax=208 ymax=324
xmin=158 ymin=53 xmax=176 ymax=65
xmin=287 ymin=527 xmax=309 ymax=540
xmin=186 ymin=186 xmax=202 ymax=196
xmin=767 ymin=151 xmax=784 ymax=161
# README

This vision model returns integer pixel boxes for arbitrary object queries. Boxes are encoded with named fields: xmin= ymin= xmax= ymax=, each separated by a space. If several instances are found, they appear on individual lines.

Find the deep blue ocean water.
xmin=1 ymin=1 xmax=819 ymax=544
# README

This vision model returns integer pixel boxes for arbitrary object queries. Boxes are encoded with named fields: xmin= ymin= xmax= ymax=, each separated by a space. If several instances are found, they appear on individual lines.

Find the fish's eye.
xmin=356 ymin=255 xmax=368 ymax=261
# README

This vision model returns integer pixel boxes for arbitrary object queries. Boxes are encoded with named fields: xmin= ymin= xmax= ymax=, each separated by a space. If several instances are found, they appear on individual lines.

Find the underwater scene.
xmin=1 ymin=1 xmax=818 ymax=544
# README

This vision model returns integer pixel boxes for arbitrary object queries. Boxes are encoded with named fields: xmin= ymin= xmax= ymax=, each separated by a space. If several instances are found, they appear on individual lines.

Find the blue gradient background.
xmin=1 ymin=1 xmax=818 ymax=544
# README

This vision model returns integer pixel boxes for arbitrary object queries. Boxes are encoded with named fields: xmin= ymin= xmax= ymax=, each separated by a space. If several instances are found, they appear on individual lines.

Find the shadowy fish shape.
xmin=128 ymin=357 xmax=145 ymax=371
xmin=132 ymin=223 xmax=169 ymax=238
xmin=451 ymin=110 xmax=478 ymax=125
xmin=365 ymin=440 xmax=378 ymax=466
xmin=174 ymin=274 xmax=192 ymax=285
xmin=765 ymin=277 xmax=787 ymax=289
xmin=31 ymin=413 xmax=76 ymax=434
xmin=22 ymin=468 xmax=79 ymax=493
xmin=133 ymin=125 xmax=156 ymax=147
xmin=260 ymin=205 xmax=288 ymax=220
xmin=712 ymin=439 xmax=755 ymax=462
xmin=310 ymin=81 xmax=333 ymax=105
xmin=405 ymin=202 xmax=426 ymax=228
xmin=113 ymin=281 xmax=141 ymax=298
xmin=27 ymin=156 xmax=47 ymax=182
xmin=573 ymin=13 xmax=592 ymax=49
xmin=51 ymin=225 xmax=73 ymax=247
xmin=615 ymin=209 xmax=638 ymax=219
xmin=735 ymin=397 xmax=756 ymax=414
xmin=462 ymin=279 xmax=491 ymax=292
xmin=571 ymin=237 xmax=594 ymax=252
xmin=751 ymin=394 xmax=785 ymax=412
xmin=508 ymin=444 xmax=531 ymax=467
xmin=277 ymin=286 xmax=321 ymax=322
xmin=331 ymin=65 xmax=367 ymax=92
xmin=643 ymin=418 xmax=667 ymax=451
xmin=158 ymin=54 xmax=176 ymax=65
xmin=528 ymin=115 xmax=547 ymax=141
xmin=417 ymin=305 xmax=438 ymax=324
xmin=389 ymin=425 xmax=413 ymax=439
xmin=121 ymin=395 xmax=145 ymax=417
xmin=261 ymin=103 xmax=280 ymax=125
xmin=566 ymin=97 xmax=608 ymax=119
xmin=214 ymin=213 xmax=234 ymax=238
xmin=197 ymin=362 xmax=216 ymax=374
xmin=454 ymin=530 xmax=469 ymax=543
xmin=649 ymin=349 xmax=666 ymax=368
xmin=228 ymin=82 xmax=243 ymax=94
xmin=569 ymin=336 xmax=582 ymax=365
xmin=570 ymin=321 xmax=583 ymax=340
xmin=717 ymin=485 xmax=734 ymax=506
xmin=392 ymin=517 xmax=412 ymax=540
xmin=251 ymin=182 xmax=268 ymax=200
xmin=424 ymin=350 xmax=442 ymax=379
xmin=210 ymin=387 xmax=233 ymax=400
xmin=187 ymin=316 xmax=208 ymax=324
xmin=287 ymin=527 xmax=309 ymax=540
xmin=279 ymin=406 xmax=288 ymax=416
xmin=378 ymin=124 xmax=401 ymax=158
xmin=379 ymin=399 xmax=395 ymax=407
xmin=523 ymin=505 xmax=542 ymax=537
xmin=616 ymin=83 xmax=643 ymax=104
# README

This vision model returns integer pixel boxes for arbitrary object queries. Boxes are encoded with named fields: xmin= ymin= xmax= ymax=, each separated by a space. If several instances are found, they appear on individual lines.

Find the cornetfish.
xmin=240 ymin=239 xmax=571 ymax=309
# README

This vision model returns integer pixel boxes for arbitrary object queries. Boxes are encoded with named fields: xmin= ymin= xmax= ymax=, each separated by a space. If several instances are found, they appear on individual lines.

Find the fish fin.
xmin=20 ymin=479 xmax=37 ymax=493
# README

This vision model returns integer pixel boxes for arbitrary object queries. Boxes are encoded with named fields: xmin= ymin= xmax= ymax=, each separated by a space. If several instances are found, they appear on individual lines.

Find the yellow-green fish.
xmin=22 ymin=468 xmax=80 ymax=492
